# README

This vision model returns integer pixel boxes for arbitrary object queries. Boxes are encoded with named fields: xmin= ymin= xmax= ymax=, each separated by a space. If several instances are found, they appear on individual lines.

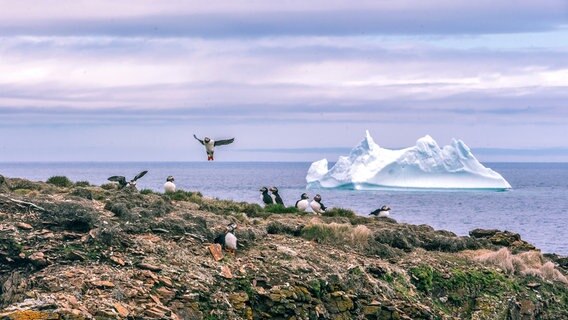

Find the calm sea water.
xmin=1 ymin=162 xmax=567 ymax=255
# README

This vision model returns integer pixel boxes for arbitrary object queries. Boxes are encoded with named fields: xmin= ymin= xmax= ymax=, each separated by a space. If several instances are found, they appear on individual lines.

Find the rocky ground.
xmin=1 ymin=174 xmax=567 ymax=320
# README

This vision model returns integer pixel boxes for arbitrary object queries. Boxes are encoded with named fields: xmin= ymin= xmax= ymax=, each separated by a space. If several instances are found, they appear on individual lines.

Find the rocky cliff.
xmin=0 ymin=175 xmax=567 ymax=320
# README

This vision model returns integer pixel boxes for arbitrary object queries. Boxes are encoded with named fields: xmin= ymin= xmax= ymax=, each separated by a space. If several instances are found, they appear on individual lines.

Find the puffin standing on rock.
xmin=260 ymin=187 xmax=274 ymax=206
xmin=107 ymin=170 xmax=148 ymax=189
xmin=310 ymin=194 xmax=327 ymax=214
xmin=295 ymin=193 xmax=310 ymax=212
xmin=269 ymin=187 xmax=284 ymax=205
xmin=164 ymin=176 xmax=176 ymax=193
xmin=214 ymin=223 xmax=238 ymax=255
xmin=370 ymin=205 xmax=391 ymax=218
xmin=193 ymin=134 xmax=235 ymax=161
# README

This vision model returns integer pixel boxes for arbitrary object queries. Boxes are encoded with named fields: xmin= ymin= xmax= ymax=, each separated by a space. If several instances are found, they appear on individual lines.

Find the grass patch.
xmin=140 ymin=189 xmax=154 ymax=195
xmin=104 ymin=191 xmax=173 ymax=221
xmin=75 ymin=180 xmax=91 ymax=187
xmin=70 ymin=187 xmax=93 ymax=200
xmin=322 ymin=207 xmax=357 ymax=218
xmin=200 ymin=199 xmax=268 ymax=218
xmin=46 ymin=176 xmax=73 ymax=188
xmin=41 ymin=202 xmax=98 ymax=232
xmin=301 ymin=220 xmax=371 ymax=249
xmin=8 ymin=178 xmax=41 ymax=191
xmin=264 ymin=204 xmax=298 ymax=214
xmin=162 ymin=190 xmax=203 ymax=203
xmin=476 ymin=248 xmax=568 ymax=284
xmin=100 ymin=183 xmax=117 ymax=190
xmin=266 ymin=221 xmax=303 ymax=236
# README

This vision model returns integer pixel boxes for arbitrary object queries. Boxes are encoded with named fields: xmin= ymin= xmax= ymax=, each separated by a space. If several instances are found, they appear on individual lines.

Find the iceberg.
xmin=306 ymin=131 xmax=511 ymax=190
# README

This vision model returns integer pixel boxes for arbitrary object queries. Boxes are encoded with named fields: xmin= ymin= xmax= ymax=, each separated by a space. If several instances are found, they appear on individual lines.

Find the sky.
xmin=1 ymin=0 xmax=567 ymax=162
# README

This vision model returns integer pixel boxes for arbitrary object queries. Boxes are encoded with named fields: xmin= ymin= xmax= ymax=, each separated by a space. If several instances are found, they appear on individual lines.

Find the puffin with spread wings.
xmin=193 ymin=134 xmax=235 ymax=161
xmin=107 ymin=170 xmax=148 ymax=189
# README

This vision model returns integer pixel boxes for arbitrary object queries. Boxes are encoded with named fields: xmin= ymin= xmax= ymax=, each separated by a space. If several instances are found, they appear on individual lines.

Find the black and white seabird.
xmin=310 ymin=194 xmax=327 ymax=214
xmin=269 ymin=186 xmax=284 ymax=205
xmin=295 ymin=193 xmax=310 ymax=212
xmin=214 ymin=222 xmax=238 ymax=254
xmin=164 ymin=176 xmax=176 ymax=193
xmin=107 ymin=170 xmax=148 ymax=189
xmin=260 ymin=187 xmax=274 ymax=206
xmin=193 ymin=134 xmax=235 ymax=161
xmin=369 ymin=205 xmax=391 ymax=218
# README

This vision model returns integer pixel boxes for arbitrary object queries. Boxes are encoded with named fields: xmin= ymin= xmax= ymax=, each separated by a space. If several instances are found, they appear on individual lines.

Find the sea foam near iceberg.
xmin=306 ymin=131 xmax=512 ymax=191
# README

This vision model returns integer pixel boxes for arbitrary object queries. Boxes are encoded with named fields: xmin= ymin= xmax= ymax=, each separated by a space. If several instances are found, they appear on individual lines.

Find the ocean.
xmin=1 ymin=162 xmax=567 ymax=255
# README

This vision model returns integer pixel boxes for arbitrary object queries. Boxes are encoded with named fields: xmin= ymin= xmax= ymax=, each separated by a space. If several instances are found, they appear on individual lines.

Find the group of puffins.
xmin=107 ymin=171 xmax=392 ymax=256
xmin=259 ymin=187 xmax=328 ymax=215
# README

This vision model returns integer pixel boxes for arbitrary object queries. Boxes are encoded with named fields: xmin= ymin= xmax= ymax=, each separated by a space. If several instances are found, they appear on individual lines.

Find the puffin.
xmin=107 ymin=170 xmax=148 ymax=189
xmin=310 ymin=194 xmax=327 ymax=214
xmin=214 ymin=223 xmax=238 ymax=255
xmin=193 ymin=134 xmax=235 ymax=161
xmin=370 ymin=205 xmax=391 ymax=218
xmin=260 ymin=187 xmax=274 ymax=206
xmin=295 ymin=193 xmax=310 ymax=212
xmin=269 ymin=186 xmax=284 ymax=205
xmin=164 ymin=176 xmax=176 ymax=193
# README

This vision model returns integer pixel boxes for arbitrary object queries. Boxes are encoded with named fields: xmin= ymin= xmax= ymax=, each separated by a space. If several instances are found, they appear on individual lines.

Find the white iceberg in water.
xmin=306 ymin=131 xmax=511 ymax=190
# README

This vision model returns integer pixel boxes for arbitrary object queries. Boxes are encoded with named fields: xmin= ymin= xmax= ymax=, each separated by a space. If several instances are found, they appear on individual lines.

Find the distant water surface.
xmin=1 ymin=162 xmax=567 ymax=255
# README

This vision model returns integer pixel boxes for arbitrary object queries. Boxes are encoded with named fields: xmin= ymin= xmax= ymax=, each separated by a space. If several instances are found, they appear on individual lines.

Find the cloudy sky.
xmin=1 ymin=0 xmax=567 ymax=162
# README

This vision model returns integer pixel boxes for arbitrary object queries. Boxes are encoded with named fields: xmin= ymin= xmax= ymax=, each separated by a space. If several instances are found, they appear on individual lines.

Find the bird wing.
xmin=133 ymin=170 xmax=148 ymax=181
xmin=214 ymin=233 xmax=226 ymax=246
xmin=193 ymin=134 xmax=205 ymax=145
xmin=214 ymin=138 xmax=235 ymax=146
xmin=108 ymin=176 xmax=126 ymax=185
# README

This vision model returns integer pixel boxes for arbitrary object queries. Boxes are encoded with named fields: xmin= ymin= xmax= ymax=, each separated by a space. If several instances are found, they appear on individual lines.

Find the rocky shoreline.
xmin=1 ymin=174 xmax=567 ymax=319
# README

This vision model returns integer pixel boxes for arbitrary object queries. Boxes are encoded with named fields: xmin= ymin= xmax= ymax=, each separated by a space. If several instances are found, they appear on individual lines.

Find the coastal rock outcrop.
xmin=0 ymin=176 xmax=567 ymax=319
xmin=470 ymin=228 xmax=537 ymax=252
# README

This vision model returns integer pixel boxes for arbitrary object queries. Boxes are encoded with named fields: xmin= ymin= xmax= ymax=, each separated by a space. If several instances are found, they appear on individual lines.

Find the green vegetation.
xmin=41 ymin=202 xmax=97 ymax=232
xmin=162 ymin=189 xmax=203 ymax=203
xmin=407 ymin=262 xmax=522 ymax=318
xmin=409 ymin=264 xmax=434 ymax=293
xmin=46 ymin=176 xmax=73 ymax=188
xmin=139 ymin=188 xmax=154 ymax=195
xmin=75 ymin=180 xmax=91 ymax=187
xmin=264 ymin=204 xmax=299 ymax=214
xmin=433 ymin=268 xmax=510 ymax=304
xmin=200 ymin=199 xmax=268 ymax=218
xmin=100 ymin=183 xmax=117 ymax=190
xmin=301 ymin=221 xmax=371 ymax=248
xmin=322 ymin=207 xmax=357 ymax=218
xmin=266 ymin=221 xmax=303 ymax=236
xmin=70 ymin=187 xmax=93 ymax=200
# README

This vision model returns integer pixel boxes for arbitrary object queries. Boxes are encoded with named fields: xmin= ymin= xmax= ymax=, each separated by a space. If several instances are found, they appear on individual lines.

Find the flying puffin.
xmin=107 ymin=170 xmax=148 ymax=189
xmin=214 ymin=223 xmax=238 ymax=255
xmin=295 ymin=193 xmax=310 ymax=212
xmin=260 ymin=187 xmax=274 ymax=206
xmin=193 ymin=134 xmax=235 ymax=161
xmin=269 ymin=187 xmax=284 ymax=205
xmin=310 ymin=194 xmax=327 ymax=214
xmin=370 ymin=205 xmax=391 ymax=218
xmin=164 ymin=176 xmax=176 ymax=193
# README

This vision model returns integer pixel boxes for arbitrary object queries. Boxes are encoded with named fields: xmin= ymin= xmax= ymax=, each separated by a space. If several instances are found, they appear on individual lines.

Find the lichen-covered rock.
xmin=470 ymin=228 xmax=536 ymax=252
